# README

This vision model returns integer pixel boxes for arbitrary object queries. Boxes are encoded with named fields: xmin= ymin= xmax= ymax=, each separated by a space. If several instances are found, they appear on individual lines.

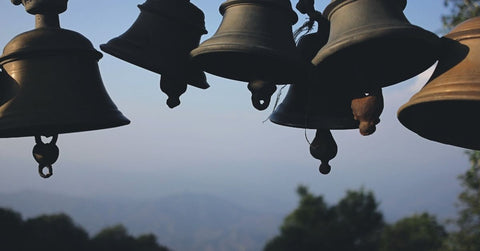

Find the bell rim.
xmin=312 ymin=24 xmax=439 ymax=88
xmin=191 ymin=43 xmax=303 ymax=82
xmin=269 ymin=111 xmax=359 ymax=130
xmin=0 ymin=110 xmax=130 ymax=138
xmin=313 ymin=24 xmax=439 ymax=64
xmin=397 ymin=99 xmax=480 ymax=150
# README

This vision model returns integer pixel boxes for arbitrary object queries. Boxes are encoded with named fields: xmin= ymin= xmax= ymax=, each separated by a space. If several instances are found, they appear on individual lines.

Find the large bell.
xmin=398 ymin=17 xmax=480 ymax=150
xmin=312 ymin=0 xmax=440 ymax=90
xmin=191 ymin=0 xmax=303 ymax=83
xmin=0 ymin=0 xmax=130 ymax=178
xmin=101 ymin=0 xmax=209 ymax=108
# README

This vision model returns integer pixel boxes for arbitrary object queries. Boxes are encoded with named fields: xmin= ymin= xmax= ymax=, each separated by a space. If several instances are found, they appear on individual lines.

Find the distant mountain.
xmin=0 ymin=191 xmax=282 ymax=251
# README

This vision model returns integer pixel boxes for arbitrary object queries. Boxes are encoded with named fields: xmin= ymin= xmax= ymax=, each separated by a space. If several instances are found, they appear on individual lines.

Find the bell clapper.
xmin=351 ymin=88 xmax=384 ymax=136
xmin=160 ymin=75 xmax=187 ymax=109
xmin=309 ymin=129 xmax=338 ymax=175
xmin=32 ymin=135 xmax=60 ymax=179
xmin=248 ymin=80 xmax=277 ymax=111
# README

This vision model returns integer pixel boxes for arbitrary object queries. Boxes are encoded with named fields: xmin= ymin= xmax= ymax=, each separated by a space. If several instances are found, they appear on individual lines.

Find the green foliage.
xmin=444 ymin=151 xmax=480 ymax=251
xmin=0 ymin=208 xmax=169 ymax=251
xmin=442 ymin=0 xmax=480 ymax=30
xmin=264 ymin=186 xmax=384 ymax=251
xmin=380 ymin=213 xmax=447 ymax=251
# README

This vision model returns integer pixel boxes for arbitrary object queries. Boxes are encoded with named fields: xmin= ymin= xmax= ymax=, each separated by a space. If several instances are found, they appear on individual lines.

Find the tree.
xmin=442 ymin=0 xmax=480 ymax=30
xmin=0 ymin=208 xmax=24 ymax=250
xmin=91 ymin=224 xmax=170 ymax=251
xmin=22 ymin=213 xmax=90 ymax=251
xmin=380 ymin=213 xmax=447 ymax=251
xmin=264 ymin=186 xmax=384 ymax=251
xmin=444 ymin=151 xmax=480 ymax=251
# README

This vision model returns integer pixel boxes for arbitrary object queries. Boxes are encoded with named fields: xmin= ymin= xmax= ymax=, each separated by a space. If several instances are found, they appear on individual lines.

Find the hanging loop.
xmin=33 ymin=135 xmax=59 ymax=179
xmin=38 ymin=165 xmax=53 ymax=179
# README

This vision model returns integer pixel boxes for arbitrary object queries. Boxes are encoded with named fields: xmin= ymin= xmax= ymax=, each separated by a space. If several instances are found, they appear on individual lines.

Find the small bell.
xmin=0 ymin=0 xmax=130 ymax=178
xmin=312 ymin=0 xmax=439 ymax=90
xmin=351 ymin=89 xmax=384 ymax=136
xmin=310 ymin=129 xmax=338 ymax=175
xmin=101 ymin=0 xmax=209 ymax=108
xmin=398 ymin=17 xmax=480 ymax=150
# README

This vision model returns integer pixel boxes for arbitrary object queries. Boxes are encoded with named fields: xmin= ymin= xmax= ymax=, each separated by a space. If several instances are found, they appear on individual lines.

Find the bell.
xmin=0 ymin=0 xmax=130 ymax=178
xmin=398 ymin=17 xmax=480 ymax=150
xmin=270 ymin=32 xmax=359 ymax=130
xmin=101 ymin=0 xmax=209 ymax=108
xmin=312 ymin=0 xmax=440 ymax=90
xmin=191 ymin=0 xmax=304 ymax=83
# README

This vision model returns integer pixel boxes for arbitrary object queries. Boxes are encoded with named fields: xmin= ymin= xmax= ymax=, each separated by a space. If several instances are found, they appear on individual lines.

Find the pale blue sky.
xmin=0 ymin=0 xmax=468 ymax=221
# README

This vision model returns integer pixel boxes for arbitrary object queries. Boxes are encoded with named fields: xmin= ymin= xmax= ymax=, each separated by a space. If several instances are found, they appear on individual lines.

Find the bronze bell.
xmin=191 ymin=0 xmax=304 ymax=83
xmin=270 ymin=31 xmax=359 ymax=175
xmin=0 ymin=0 xmax=130 ymax=178
xmin=312 ymin=0 xmax=440 ymax=90
xmin=101 ymin=0 xmax=209 ymax=108
xmin=398 ymin=17 xmax=480 ymax=150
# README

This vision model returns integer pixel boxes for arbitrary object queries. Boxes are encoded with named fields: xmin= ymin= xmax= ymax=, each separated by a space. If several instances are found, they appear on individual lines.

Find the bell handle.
xmin=12 ymin=0 xmax=68 ymax=28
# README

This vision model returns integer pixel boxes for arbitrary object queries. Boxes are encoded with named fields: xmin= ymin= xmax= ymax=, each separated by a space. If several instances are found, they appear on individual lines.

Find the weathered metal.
xmin=312 ymin=0 xmax=439 ymax=90
xmin=398 ymin=17 xmax=480 ymax=150
xmin=101 ymin=0 xmax=209 ymax=108
xmin=0 ymin=0 xmax=130 ymax=177
xmin=191 ymin=0 xmax=303 ymax=83
xmin=351 ymin=89 xmax=384 ymax=136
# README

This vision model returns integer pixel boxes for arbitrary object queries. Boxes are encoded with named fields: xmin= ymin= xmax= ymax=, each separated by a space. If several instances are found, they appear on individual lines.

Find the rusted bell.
xmin=101 ymin=0 xmax=209 ymax=108
xmin=0 ymin=0 xmax=130 ymax=178
xmin=312 ymin=0 xmax=440 ymax=90
xmin=191 ymin=0 xmax=303 ymax=83
xmin=398 ymin=17 xmax=480 ymax=150
xmin=351 ymin=89 xmax=384 ymax=136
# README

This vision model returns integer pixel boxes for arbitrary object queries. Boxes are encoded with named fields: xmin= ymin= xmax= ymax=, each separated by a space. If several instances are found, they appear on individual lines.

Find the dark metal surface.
xmin=310 ymin=129 xmax=337 ymax=175
xmin=312 ymin=0 xmax=440 ymax=90
xmin=398 ymin=17 xmax=480 ymax=150
xmin=101 ymin=0 xmax=209 ymax=108
xmin=191 ymin=0 xmax=303 ymax=82
xmin=270 ymin=32 xmax=359 ymax=130
xmin=0 ymin=0 xmax=130 ymax=138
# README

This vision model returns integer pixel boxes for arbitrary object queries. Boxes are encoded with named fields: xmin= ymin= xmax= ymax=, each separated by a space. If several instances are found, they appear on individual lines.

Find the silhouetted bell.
xmin=398 ymin=17 xmax=480 ymax=150
xmin=312 ymin=0 xmax=440 ymax=90
xmin=270 ymin=32 xmax=359 ymax=130
xmin=101 ymin=0 xmax=209 ymax=108
xmin=270 ymin=31 xmax=358 ymax=175
xmin=0 ymin=0 xmax=130 ymax=178
xmin=191 ymin=0 xmax=304 ymax=83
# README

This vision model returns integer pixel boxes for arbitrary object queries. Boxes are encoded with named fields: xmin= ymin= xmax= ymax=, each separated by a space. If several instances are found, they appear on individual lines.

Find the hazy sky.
xmin=0 ymin=0 xmax=468 ymax=221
